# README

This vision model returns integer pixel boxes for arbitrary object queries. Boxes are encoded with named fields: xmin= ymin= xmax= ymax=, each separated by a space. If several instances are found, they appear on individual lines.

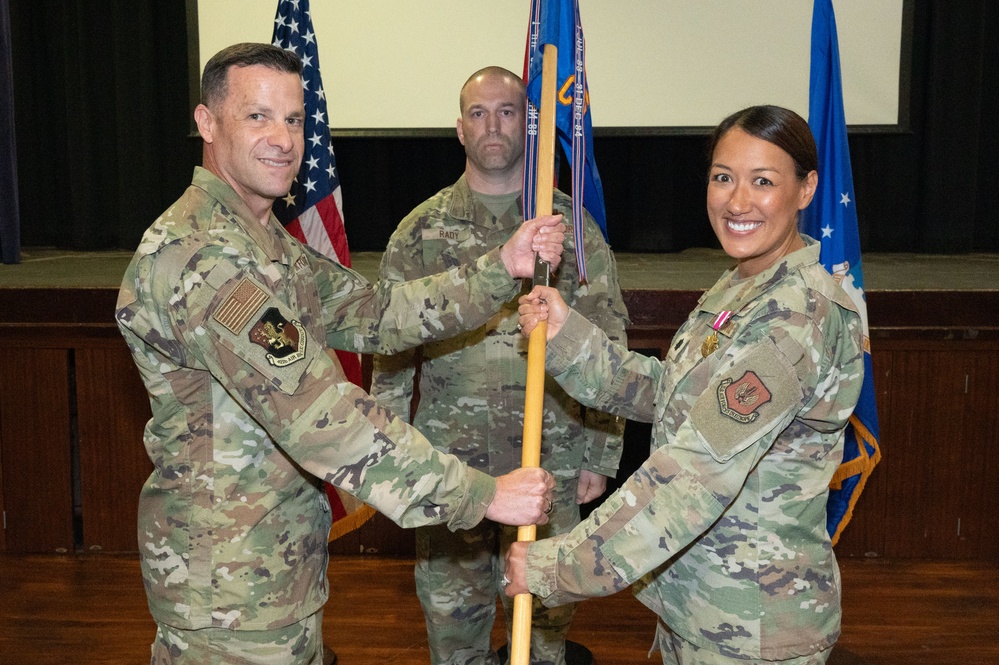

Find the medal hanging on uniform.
xmin=701 ymin=310 xmax=734 ymax=358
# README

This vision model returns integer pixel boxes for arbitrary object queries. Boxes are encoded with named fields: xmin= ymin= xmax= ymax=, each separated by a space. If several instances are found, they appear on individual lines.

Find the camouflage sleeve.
xmin=526 ymin=337 xmax=805 ymax=606
xmin=579 ymin=409 xmax=625 ymax=477
xmin=545 ymin=309 xmax=661 ymax=423
xmin=368 ymin=221 xmax=426 ymax=423
xmin=312 ymin=244 xmax=520 ymax=356
xmin=562 ymin=212 xmax=630 ymax=476
xmin=370 ymin=350 xmax=417 ymax=424
xmin=170 ymin=247 xmax=496 ymax=532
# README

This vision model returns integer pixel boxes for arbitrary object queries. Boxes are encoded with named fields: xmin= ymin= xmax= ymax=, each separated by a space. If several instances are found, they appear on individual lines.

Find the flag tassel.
xmin=828 ymin=415 xmax=882 ymax=546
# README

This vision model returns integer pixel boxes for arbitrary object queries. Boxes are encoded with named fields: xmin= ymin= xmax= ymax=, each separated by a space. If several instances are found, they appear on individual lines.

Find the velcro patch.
xmin=249 ymin=307 xmax=307 ymax=367
xmin=718 ymin=371 xmax=772 ymax=423
xmin=689 ymin=340 xmax=801 ymax=462
xmin=213 ymin=278 xmax=268 ymax=335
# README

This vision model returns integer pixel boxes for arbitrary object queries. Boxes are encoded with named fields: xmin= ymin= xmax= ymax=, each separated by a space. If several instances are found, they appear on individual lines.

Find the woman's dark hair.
xmin=201 ymin=43 xmax=303 ymax=109
xmin=706 ymin=105 xmax=818 ymax=180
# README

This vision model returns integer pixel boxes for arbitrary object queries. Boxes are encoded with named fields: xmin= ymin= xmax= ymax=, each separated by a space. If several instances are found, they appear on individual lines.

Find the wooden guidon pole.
xmin=509 ymin=42 xmax=559 ymax=665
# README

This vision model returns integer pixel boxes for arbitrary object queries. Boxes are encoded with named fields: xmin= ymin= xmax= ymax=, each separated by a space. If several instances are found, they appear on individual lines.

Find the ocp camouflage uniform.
xmin=370 ymin=175 xmax=629 ymax=665
xmin=116 ymin=168 xmax=534 ymax=659
xmin=523 ymin=237 xmax=865 ymax=664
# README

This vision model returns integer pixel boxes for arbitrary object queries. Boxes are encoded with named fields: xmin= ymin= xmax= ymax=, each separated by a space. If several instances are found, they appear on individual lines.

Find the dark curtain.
xmin=850 ymin=0 xmax=999 ymax=253
xmin=1 ymin=0 xmax=19 ymax=263
xmin=10 ymin=0 xmax=198 ymax=250
xmin=9 ymin=0 xmax=999 ymax=254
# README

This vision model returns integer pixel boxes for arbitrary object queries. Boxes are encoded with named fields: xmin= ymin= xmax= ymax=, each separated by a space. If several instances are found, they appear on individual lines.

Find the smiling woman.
xmin=507 ymin=107 xmax=867 ymax=663
xmin=706 ymin=107 xmax=819 ymax=278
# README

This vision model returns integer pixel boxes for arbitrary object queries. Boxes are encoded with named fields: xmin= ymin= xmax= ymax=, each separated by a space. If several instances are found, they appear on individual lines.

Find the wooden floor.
xmin=0 ymin=554 xmax=996 ymax=665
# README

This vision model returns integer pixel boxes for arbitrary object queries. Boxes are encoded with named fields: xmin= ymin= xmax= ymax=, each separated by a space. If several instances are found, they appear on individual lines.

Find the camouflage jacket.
xmin=525 ymin=238 xmax=864 ymax=660
xmin=370 ymin=175 xmax=629 ymax=479
xmin=116 ymin=168 xmax=526 ymax=631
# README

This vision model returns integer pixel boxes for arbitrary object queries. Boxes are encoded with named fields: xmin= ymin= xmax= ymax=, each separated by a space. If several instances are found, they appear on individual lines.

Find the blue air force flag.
xmin=802 ymin=0 xmax=882 ymax=545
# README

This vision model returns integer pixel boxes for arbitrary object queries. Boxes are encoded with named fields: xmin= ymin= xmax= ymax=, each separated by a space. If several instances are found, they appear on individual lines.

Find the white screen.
xmin=196 ymin=0 xmax=906 ymax=131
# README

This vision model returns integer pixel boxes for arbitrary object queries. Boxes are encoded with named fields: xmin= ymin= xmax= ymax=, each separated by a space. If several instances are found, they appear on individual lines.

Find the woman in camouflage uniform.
xmin=505 ymin=106 xmax=865 ymax=665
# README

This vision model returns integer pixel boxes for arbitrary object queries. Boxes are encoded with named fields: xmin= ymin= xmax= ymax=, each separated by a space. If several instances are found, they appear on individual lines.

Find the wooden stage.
xmin=1 ymin=553 xmax=997 ymax=665
xmin=1 ymin=248 xmax=998 ymax=663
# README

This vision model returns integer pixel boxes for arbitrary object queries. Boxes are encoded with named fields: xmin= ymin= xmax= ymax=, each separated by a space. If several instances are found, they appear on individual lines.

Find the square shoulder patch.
xmin=213 ymin=277 xmax=268 ymax=335
xmin=689 ymin=341 xmax=802 ymax=462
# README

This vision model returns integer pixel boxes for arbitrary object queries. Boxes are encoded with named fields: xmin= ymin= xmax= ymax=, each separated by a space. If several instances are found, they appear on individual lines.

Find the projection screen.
xmin=191 ymin=0 xmax=910 ymax=135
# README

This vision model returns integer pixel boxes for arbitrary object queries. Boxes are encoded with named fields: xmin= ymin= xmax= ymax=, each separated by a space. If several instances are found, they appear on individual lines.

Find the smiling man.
xmin=116 ymin=44 xmax=567 ymax=665
xmin=195 ymin=51 xmax=305 ymax=224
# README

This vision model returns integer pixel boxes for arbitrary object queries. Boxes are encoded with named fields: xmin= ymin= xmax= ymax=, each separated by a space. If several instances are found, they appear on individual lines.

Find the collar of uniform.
xmin=697 ymin=234 xmax=821 ymax=317
xmin=191 ymin=167 xmax=289 ymax=264
xmin=446 ymin=174 xmax=523 ymax=230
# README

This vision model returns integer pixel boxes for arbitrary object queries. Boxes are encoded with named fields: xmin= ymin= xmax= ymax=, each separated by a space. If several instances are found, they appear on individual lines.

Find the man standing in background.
xmin=371 ymin=66 xmax=629 ymax=665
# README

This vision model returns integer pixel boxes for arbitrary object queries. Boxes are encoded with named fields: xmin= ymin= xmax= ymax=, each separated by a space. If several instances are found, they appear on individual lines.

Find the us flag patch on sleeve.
xmin=213 ymin=278 xmax=268 ymax=334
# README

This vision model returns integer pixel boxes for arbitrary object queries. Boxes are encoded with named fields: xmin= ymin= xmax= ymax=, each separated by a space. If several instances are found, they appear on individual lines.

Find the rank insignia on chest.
xmin=249 ymin=307 xmax=307 ymax=367
xmin=717 ymin=370 xmax=772 ymax=423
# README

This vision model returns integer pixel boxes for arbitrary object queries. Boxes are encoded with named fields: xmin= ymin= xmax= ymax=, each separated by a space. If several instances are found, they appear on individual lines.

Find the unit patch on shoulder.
xmin=717 ymin=370 xmax=772 ymax=423
xmin=249 ymin=307 xmax=307 ymax=367
xmin=213 ymin=278 xmax=268 ymax=334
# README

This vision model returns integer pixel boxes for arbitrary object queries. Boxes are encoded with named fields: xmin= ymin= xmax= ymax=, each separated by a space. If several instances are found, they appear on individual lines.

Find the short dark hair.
xmin=707 ymin=105 xmax=818 ymax=180
xmin=459 ymin=66 xmax=526 ymax=113
xmin=201 ymin=43 xmax=303 ymax=109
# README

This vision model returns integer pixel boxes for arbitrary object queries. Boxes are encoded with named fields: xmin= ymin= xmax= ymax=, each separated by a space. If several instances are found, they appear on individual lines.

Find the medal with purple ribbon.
xmin=701 ymin=310 xmax=734 ymax=358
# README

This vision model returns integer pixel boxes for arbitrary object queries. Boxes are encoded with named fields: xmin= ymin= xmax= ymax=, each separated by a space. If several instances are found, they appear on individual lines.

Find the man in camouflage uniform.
xmin=116 ymin=44 xmax=563 ymax=665
xmin=507 ymin=237 xmax=865 ymax=663
xmin=370 ymin=67 xmax=629 ymax=665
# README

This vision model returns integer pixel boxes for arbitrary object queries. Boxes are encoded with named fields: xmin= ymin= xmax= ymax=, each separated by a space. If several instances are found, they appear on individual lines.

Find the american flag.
xmin=271 ymin=0 xmax=360 ymax=383
xmin=271 ymin=0 xmax=351 ymax=268
xmin=271 ymin=0 xmax=373 ymax=540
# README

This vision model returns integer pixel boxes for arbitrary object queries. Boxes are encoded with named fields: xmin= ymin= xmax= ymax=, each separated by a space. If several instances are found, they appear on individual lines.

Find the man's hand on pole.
xmin=500 ymin=214 xmax=565 ymax=278
xmin=485 ymin=467 xmax=556 ymax=526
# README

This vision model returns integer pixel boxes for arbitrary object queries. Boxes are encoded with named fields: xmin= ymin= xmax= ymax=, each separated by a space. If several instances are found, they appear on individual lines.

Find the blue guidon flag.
xmin=802 ymin=0 xmax=882 ymax=545
xmin=522 ymin=0 xmax=607 ymax=282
